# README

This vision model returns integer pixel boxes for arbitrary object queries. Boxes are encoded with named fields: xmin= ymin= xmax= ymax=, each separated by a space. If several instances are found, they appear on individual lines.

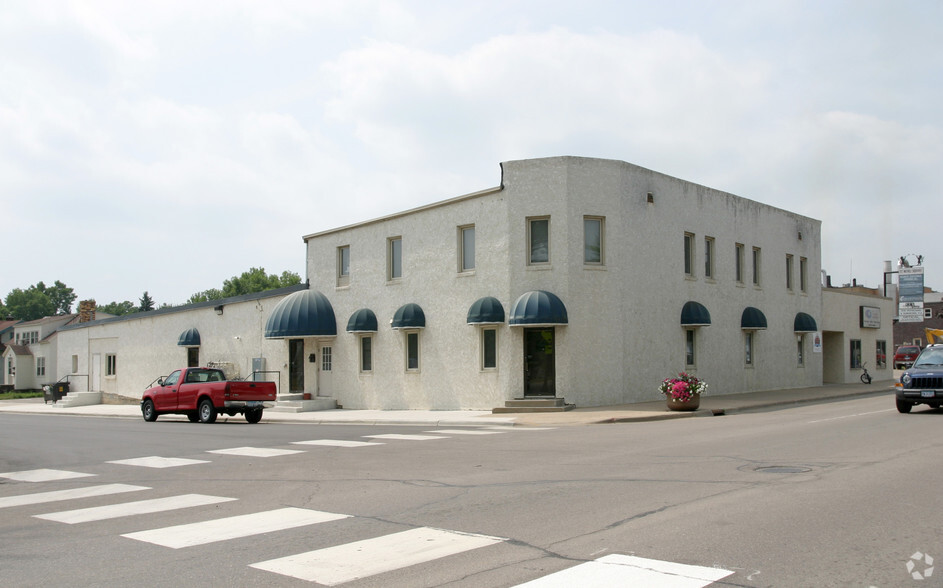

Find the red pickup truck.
xmin=141 ymin=367 xmax=276 ymax=424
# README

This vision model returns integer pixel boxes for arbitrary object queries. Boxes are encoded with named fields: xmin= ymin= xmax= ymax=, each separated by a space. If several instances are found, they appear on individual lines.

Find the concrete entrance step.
xmin=55 ymin=391 xmax=103 ymax=408
xmin=493 ymin=397 xmax=575 ymax=413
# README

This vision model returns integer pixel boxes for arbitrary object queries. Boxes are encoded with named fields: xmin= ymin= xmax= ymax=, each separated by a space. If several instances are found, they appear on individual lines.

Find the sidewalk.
xmin=0 ymin=381 xmax=895 ymax=426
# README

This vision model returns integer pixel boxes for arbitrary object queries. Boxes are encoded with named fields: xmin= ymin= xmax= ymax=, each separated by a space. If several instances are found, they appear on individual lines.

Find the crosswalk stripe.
xmin=363 ymin=434 xmax=446 ymax=441
xmin=291 ymin=440 xmax=384 ymax=447
xmin=512 ymin=554 xmax=735 ymax=587
xmin=122 ymin=507 xmax=350 ymax=548
xmin=250 ymin=526 xmax=506 ymax=585
xmin=106 ymin=456 xmax=210 ymax=468
xmin=0 ymin=468 xmax=96 ymax=482
xmin=424 ymin=429 xmax=504 ymax=435
xmin=206 ymin=447 xmax=304 ymax=457
xmin=0 ymin=484 xmax=150 ymax=509
xmin=484 ymin=426 xmax=555 ymax=431
xmin=34 ymin=494 xmax=237 ymax=524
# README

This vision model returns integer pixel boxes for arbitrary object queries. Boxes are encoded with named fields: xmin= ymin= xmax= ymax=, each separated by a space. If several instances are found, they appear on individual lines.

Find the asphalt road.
xmin=0 ymin=393 xmax=939 ymax=587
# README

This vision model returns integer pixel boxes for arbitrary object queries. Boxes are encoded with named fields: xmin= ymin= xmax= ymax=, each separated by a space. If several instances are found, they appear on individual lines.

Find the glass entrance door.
xmin=288 ymin=339 xmax=304 ymax=393
xmin=524 ymin=328 xmax=555 ymax=397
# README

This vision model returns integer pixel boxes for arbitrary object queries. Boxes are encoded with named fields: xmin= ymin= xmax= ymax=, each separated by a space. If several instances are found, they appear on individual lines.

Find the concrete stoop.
xmin=492 ymin=397 xmax=575 ymax=414
xmin=269 ymin=395 xmax=337 ymax=413
xmin=54 ymin=391 xmax=103 ymax=408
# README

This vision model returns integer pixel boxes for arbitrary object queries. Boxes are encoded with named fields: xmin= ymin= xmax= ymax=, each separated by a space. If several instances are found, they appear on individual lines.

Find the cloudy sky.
xmin=2 ymin=0 xmax=940 ymax=307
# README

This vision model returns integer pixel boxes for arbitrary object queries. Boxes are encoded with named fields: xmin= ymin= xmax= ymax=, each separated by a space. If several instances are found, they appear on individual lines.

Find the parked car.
xmin=141 ymin=367 xmax=276 ymax=423
xmin=894 ymin=345 xmax=921 ymax=369
xmin=896 ymin=344 xmax=943 ymax=413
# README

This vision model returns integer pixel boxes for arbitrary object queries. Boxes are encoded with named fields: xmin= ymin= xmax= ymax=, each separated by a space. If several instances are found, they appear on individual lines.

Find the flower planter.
xmin=667 ymin=394 xmax=700 ymax=411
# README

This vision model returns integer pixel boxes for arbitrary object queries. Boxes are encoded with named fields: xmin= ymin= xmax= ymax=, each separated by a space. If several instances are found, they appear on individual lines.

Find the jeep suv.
xmin=897 ymin=344 xmax=943 ymax=413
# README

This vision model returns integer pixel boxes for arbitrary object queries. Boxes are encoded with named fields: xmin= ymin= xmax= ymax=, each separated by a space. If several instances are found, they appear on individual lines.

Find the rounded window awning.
xmin=346 ymin=308 xmax=378 ymax=333
xmin=391 ymin=303 xmax=425 ymax=329
xmin=264 ymin=290 xmax=337 ymax=338
xmin=681 ymin=301 xmax=711 ymax=327
xmin=740 ymin=307 xmax=768 ymax=330
xmin=509 ymin=290 xmax=568 ymax=327
xmin=794 ymin=312 xmax=818 ymax=333
xmin=177 ymin=327 xmax=201 ymax=347
xmin=467 ymin=296 xmax=505 ymax=325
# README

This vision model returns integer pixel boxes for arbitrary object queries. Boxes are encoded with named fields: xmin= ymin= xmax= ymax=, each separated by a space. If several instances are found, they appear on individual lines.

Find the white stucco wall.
xmin=822 ymin=289 xmax=896 ymax=384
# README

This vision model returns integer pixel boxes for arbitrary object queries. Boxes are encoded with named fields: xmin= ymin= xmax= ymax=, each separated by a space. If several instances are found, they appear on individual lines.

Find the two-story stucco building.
xmin=48 ymin=156 xmax=894 ymax=410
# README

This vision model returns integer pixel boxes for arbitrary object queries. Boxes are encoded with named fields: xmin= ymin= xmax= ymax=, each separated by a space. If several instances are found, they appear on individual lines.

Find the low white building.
xmin=49 ymin=156 xmax=892 ymax=410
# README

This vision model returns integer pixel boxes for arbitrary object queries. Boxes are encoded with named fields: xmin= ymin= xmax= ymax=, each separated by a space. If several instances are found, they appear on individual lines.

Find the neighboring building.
xmin=2 ymin=314 xmax=78 ymax=390
xmin=0 ymin=319 xmax=20 ymax=351
xmin=52 ymin=156 xmax=885 ymax=409
xmin=821 ymin=288 xmax=895 ymax=384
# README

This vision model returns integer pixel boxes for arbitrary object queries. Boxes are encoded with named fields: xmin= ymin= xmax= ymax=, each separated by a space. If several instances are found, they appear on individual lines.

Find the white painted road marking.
xmin=808 ymin=409 xmax=894 ymax=424
xmin=363 ymin=434 xmax=446 ymax=441
xmin=206 ymin=447 xmax=304 ymax=458
xmin=35 ymin=494 xmax=237 ymax=524
xmin=291 ymin=439 xmax=384 ymax=447
xmin=0 ymin=468 xmax=96 ymax=482
xmin=250 ymin=526 xmax=505 ymax=585
xmin=512 ymin=554 xmax=735 ymax=587
xmin=122 ymin=507 xmax=350 ymax=548
xmin=0 ymin=484 xmax=150 ymax=509
xmin=106 ymin=456 xmax=210 ymax=468
xmin=424 ymin=429 xmax=504 ymax=435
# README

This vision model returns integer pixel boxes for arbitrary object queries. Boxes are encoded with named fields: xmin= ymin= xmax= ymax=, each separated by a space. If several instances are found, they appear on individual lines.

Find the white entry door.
xmin=90 ymin=353 xmax=100 ymax=392
xmin=318 ymin=344 xmax=333 ymax=397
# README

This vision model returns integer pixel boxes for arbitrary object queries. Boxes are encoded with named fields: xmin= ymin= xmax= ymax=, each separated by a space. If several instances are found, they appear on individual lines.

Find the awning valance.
xmin=509 ymin=290 xmax=568 ymax=327
xmin=346 ymin=308 xmax=378 ymax=333
xmin=177 ymin=327 xmax=201 ymax=346
xmin=794 ymin=312 xmax=818 ymax=333
xmin=740 ymin=307 xmax=768 ymax=330
xmin=391 ymin=303 xmax=425 ymax=329
xmin=264 ymin=290 xmax=337 ymax=338
xmin=681 ymin=301 xmax=711 ymax=327
xmin=467 ymin=296 xmax=505 ymax=324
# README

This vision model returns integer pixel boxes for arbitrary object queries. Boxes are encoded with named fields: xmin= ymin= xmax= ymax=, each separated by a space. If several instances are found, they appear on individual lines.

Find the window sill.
xmin=583 ymin=264 xmax=607 ymax=271
xmin=526 ymin=264 xmax=553 ymax=271
xmin=457 ymin=270 xmax=476 ymax=278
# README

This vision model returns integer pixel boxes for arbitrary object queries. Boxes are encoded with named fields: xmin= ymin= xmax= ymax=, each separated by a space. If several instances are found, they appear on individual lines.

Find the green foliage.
xmin=186 ymin=268 xmax=301 ymax=302
xmin=98 ymin=300 xmax=138 ymax=316
xmin=139 ymin=291 xmax=155 ymax=312
xmin=2 ymin=280 xmax=77 ymax=320
xmin=0 ymin=390 xmax=44 ymax=400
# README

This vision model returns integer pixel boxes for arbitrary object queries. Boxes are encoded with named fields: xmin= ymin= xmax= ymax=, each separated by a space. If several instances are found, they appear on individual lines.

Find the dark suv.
xmin=897 ymin=344 xmax=943 ymax=413
xmin=894 ymin=345 xmax=921 ymax=369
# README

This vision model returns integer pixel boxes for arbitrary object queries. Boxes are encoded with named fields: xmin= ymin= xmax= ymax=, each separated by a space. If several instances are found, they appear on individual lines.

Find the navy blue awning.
xmin=794 ymin=312 xmax=818 ymax=333
xmin=346 ymin=308 xmax=378 ymax=333
xmin=740 ymin=307 xmax=768 ymax=330
xmin=264 ymin=290 xmax=337 ymax=338
xmin=467 ymin=296 xmax=505 ymax=324
xmin=177 ymin=327 xmax=201 ymax=346
xmin=681 ymin=301 xmax=711 ymax=327
xmin=509 ymin=290 xmax=568 ymax=326
xmin=391 ymin=303 xmax=425 ymax=329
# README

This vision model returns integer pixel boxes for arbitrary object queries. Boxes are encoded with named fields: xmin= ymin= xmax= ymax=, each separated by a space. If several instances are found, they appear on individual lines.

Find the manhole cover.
xmin=755 ymin=466 xmax=811 ymax=474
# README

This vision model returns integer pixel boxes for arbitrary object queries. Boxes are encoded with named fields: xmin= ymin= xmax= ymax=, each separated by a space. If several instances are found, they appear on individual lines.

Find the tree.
xmin=139 ymin=291 xmax=155 ymax=312
xmin=47 ymin=280 xmax=77 ymax=314
xmin=4 ymin=284 xmax=55 ymax=320
xmin=186 ymin=288 xmax=224 ymax=304
xmin=98 ymin=301 xmax=137 ymax=316
xmin=195 ymin=268 xmax=302 ymax=299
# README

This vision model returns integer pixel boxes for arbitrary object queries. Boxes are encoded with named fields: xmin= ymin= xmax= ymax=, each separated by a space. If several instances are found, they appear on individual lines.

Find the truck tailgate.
xmin=226 ymin=381 xmax=277 ymax=401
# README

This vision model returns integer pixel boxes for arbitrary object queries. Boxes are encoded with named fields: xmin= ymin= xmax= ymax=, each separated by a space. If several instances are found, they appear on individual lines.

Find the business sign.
xmin=899 ymin=266 xmax=925 ymax=322
xmin=860 ymin=306 xmax=881 ymax=328
xmin=899 ymin=302 xmax=924 ymax=323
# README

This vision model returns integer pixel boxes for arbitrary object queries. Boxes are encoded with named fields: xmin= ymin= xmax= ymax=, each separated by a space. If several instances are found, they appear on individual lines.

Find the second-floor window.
xmin=684 ymin=233 xmax=695 ymax=277
xmin=735 ymin=243 xmax=745 ymax=283
xmin=799 ymin=257 xmax=808 ymax=292
xmin=752 ymin=247 xmax=762 ymax=286
xmin=704 ymin=236 xmax=715 ymax=279
xmin=337 ymin=246 xmax=350 ymax=287
xmin=459 ymin=225 xmax=475 ymax=272
xmin=786 ymin=254 xmax=794 ymax=291
xmin=528 ymin=217 xmax=550 ymax=265
xmin=584 ymin=216 xmax=604 ymax=265
xmin=388 ymin=237 xmax=402 ymax=280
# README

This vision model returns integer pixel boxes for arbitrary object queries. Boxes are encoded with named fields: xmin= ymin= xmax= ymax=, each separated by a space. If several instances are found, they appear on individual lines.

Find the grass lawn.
xmin=0 ymin=390 xmax=44 ymax=400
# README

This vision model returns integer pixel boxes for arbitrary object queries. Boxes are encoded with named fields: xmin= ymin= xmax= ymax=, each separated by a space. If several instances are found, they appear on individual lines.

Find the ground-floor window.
xmin=106 ymin=353 xmax=117 ymax=376
xmin=71 ymin=355 xmax=78 ymax=373
xmin=744 ymin=332 xmax=754 ymax=366
xmin=481 ymin=328 xmax=497 ymax=370
xmin=406 ymin=331 xmax=420 ymax=371
xmin=850 ymin=339 xmax=862 ymax=369
xmin=797 ymin=335 xmax=805 ymax=366
xmin=36 ymin=357 xmax=45 ymax=377
xmin=685 ymin=329 xmax=696 ymax=367
xmin=876 ymin=340 xmax=887 ymax=369
xmin=360 ymin=336 xmax=372 ymax=373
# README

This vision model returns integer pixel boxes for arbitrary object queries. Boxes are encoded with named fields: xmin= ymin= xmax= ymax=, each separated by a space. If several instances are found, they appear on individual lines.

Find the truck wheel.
xmin=142 ymin=399 xmax=158 ymax=422
xmin=245 ymin=409 xmax=263 ymax=424
xmin=187 ymin=412 xmax=199 ymax=423
xmin=198 ymin=398 xmax=218 ymax=423
xmin=896 ymin=398 xmax=913 ymax=413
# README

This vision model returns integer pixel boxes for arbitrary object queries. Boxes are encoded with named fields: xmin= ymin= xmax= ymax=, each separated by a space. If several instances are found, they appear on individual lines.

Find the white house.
xmin=50 ymin=156 xmax=892 ymax=410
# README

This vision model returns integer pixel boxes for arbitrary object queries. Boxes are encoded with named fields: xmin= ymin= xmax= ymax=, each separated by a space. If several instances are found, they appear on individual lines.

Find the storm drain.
xmin=755 ymin=466 xmax=812 ymax=474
